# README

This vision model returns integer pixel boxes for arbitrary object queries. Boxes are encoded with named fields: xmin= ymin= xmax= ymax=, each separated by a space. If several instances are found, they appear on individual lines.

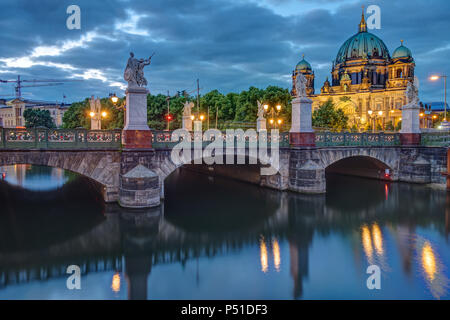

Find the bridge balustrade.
xmin=0 ymin=128 xmax=122 ymax=150
xmin=315 ymin=132 xmax=400 ymax=147
xmin=421 ymin=132 xmax=450 ymax=147
xmin=151 ymin=130 xmax=291 ymax=149
xmin=1 ymin=128 xmax=448 ymax=149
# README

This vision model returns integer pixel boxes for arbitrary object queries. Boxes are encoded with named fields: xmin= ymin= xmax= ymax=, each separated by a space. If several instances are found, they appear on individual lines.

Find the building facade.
xmin=292 ymin=10 xmax=416 ymax=130
xmin=0 ymin=98 xmax=69 ymax=128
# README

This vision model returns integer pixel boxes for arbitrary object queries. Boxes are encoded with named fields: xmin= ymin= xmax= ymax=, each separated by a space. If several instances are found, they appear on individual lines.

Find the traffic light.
xmin=166 ymin=114 xmax=173 ymax=121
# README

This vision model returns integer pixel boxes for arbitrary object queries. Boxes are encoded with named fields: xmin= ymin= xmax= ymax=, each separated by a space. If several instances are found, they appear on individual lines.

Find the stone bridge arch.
xmin=317 ymin=147 xmax=400 ymax=180
xmin=0 ymin=150 xmax=121 ymax=202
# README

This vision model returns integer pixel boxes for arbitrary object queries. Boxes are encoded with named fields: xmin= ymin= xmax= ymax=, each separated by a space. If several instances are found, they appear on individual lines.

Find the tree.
xmin=312 ymin=99 xmax=348 ymax=131
xmin=62 ymin=99 xmax=90 ymax=129
xmin=23 ymin=109 xmax=56 ymax=128
xmin=62 ymin=98 xmax=124 ymax=130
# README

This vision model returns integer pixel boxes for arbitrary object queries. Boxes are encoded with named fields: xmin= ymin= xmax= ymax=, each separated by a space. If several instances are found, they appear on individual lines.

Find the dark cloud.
xmin=0 ymin=0 xmax=448 ymax=103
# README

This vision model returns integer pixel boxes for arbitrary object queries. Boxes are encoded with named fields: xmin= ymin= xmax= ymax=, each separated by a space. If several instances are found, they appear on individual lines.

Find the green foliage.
xmin=62 ymin=97 xmax=124 ymax=129
xmin=350 ymin=124 xmax=358 ymax=132
xmin=395 ymin=120 xmax=402 ymax=131
xmin=23 ymin=109 xmax=55 ymax=128
xmin=376 ymin=123 xmax=383 ymax=131
xmin=312 ymin=99 xmax=349 ymax=131
xmin=62 ymin=99 xmax=90 ymax=129
xmin=63 ymin=85 xmax=293 ymax=131
xmin=385 ymin=121 xmax=394 ymax=131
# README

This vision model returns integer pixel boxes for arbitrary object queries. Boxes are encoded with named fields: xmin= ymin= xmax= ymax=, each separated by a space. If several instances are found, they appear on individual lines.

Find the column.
xmin=400 ymin=101 xmax=421 ymax=145
xmin=123 ymin=86 xmax=152 ymax=149
xmin=289 ymin=96 xmax=315 ymax=147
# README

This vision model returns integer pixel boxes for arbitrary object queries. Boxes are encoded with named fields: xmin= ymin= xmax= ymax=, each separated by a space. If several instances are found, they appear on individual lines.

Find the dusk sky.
xmin=0 ymin=0 xmax=448 ymax=103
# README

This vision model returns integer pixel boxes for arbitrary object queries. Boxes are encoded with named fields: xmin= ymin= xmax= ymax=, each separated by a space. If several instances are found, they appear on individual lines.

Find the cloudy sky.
xmin=0 ymin=0 xmax=448 ymax=103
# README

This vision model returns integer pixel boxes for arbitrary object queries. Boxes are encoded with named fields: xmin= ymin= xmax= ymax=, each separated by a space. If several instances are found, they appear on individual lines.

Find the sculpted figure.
xmin=183 ymin=101 xmax=194 ymax=117
xmin=257 ymin=100 xmax=265 ymax=119
xmin=406 ymin=78 xmax=419 ymax=105
xmin=295 ymin=73 xmax=307 ymax=98
xmin=124 ymin=52 xmax=153 ymax=87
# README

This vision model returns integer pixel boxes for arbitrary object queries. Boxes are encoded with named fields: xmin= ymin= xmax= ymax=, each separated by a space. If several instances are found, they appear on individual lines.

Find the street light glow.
xmin=89 ymin=111 xmax=95 ymax=117
xmin=276 ymin=105 xmax=281 ymax=111
xmin=430 ymin=75 xmax=440 ymax=81
xmin=378 ymin=111 xmax=383 ymax=116
xmin=263 ymin=104 xmax=269 ymax=110
xmin=368 ymin=110 xmax=373 ymax=115
xmin=101 ymin=111 xmax=107 ymax=118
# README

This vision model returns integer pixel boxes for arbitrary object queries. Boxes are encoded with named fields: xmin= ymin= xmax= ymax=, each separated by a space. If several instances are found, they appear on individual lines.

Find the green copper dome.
xmin=392 ymin=41 xmax=412 ymax=59
xmin=296 ymin=55 xmax=312 ymax=71
xmin=335 ymin=11 xmax=390 ymax=65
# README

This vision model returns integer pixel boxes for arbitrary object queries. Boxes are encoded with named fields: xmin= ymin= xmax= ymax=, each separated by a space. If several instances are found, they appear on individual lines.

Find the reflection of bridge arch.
xmin=0 ymin=151 xmax=121 ymax=201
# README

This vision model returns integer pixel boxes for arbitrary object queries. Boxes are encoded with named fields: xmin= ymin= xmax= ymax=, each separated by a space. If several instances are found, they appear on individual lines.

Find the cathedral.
xmin=292 ymin=10 xmax=415 ymax=130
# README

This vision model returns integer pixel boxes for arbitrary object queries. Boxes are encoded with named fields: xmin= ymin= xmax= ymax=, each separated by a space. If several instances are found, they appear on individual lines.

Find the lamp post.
xmin=430 ymin=74 xmax=448 ymax=127
xmin=368 ymin=110 xmax=383 ymax=132
xmin=110 ymin=93 xmax=126 ymax=125
xmin=263 ymin=103 xmax=283 ymax=129
xmin=89 ymin=110 xmax=107 ymax=130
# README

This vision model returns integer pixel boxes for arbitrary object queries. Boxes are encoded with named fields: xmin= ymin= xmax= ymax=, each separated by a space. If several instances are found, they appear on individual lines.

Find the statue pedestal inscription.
xmin=290 ymin=74 xmax=315 ymax=147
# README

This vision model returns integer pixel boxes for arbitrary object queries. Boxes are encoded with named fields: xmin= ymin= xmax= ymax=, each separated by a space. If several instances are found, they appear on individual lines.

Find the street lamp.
xmin=89 ymin=110 xmax=108 ymax=130
xmin=263 ymin=103 xmax=283 ymax=129
xmin=110 ymin=93 xmax=119 ymax=104
xmin=368 ymin=110 xmax=383 ymax=132
xmin=430 ymin=74 xmax=448 ymax=126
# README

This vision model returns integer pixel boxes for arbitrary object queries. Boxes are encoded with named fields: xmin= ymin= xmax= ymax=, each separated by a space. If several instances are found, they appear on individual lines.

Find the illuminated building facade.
xmin=292 ymin=10 xmax=416 ymax=130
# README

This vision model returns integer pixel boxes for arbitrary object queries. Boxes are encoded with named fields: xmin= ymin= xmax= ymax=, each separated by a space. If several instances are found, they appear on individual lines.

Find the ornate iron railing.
xmin=421 ymin=132 xmax=450 ymax=147
xmin=0 ymin=128 xmax=122 ymax=150
xmin=315 ymin=132 xmax=400 ymax=147
xmin=151 ymin=130 xmax=290 ymax=149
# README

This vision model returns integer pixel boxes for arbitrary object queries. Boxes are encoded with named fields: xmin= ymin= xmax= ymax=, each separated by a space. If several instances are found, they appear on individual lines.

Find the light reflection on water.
xmin=0 ymin=165 xmax=449 ymax=300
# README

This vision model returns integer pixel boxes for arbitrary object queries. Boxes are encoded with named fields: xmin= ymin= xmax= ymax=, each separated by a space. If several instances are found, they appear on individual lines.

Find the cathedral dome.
xmin=335 ymin=11 xmax=390 ymax=65
xmin=295 ymin=55 xmax=312 ymax=71
xmin=392 ymin=41 xmax=412 ymax=59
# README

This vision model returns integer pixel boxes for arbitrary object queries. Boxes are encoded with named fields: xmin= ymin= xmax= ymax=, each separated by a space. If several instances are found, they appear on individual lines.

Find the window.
xmin=396 ymin=69 xmax=402 ymax=78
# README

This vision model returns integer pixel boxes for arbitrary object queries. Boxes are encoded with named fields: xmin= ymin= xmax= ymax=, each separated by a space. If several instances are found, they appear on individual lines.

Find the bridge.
xmin=0 ymin=126 xmax=448 ymax=208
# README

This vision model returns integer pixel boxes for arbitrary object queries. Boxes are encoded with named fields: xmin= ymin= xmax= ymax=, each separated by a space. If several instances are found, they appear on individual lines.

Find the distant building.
xmin=424 ymin=102 xmax=449 ymax=113
xmin=293 ymin=9 xmax=416 ymax=130
xmin=0 ymin=98 xmax=70 ymax=128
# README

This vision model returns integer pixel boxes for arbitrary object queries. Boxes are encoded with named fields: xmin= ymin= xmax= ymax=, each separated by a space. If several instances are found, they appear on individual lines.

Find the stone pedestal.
xmin=400 ymin=103 xmax=421 ymax=145
xmin=182 ymin=115 xmax=193 ymax=131
xmin=290 ymin=96 xmax=315 ymax=147
xmin=123 ymin=86 xmax=152 ymax=149
xmin=119 ymin=164 xmax=160 ymax=208
xmin=193 ymin=120 xmax=202 ymax=132
xmin=257 ymin=117 xmax=266 ymax=132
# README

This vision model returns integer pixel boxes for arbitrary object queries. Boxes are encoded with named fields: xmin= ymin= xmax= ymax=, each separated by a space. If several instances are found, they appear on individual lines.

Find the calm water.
xmin=0 ymin=164 xmax=449 ymax=300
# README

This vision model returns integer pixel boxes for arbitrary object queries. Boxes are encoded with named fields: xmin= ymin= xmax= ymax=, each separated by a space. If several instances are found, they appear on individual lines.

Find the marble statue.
xmin=295 ymin=73 xmax=307 ymax=98
xmin=405 ymin=78 xmax=419 ymax=106
xmin=124 ymin=52 xmax=153 ymax=87
xmin=257 ymin=100 xmax=265 ymax=119
xmin=183 ymin=101 xmax=194 ymax=117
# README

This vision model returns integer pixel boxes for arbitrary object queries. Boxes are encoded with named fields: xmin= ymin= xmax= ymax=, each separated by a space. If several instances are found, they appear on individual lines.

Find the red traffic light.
xmin=166 ymin=114 xmax=173 ymax=121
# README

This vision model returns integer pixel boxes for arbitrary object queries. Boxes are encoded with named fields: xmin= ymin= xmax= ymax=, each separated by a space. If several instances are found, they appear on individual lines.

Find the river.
xmin=0 ymin=164 xmax=449 ymax=300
